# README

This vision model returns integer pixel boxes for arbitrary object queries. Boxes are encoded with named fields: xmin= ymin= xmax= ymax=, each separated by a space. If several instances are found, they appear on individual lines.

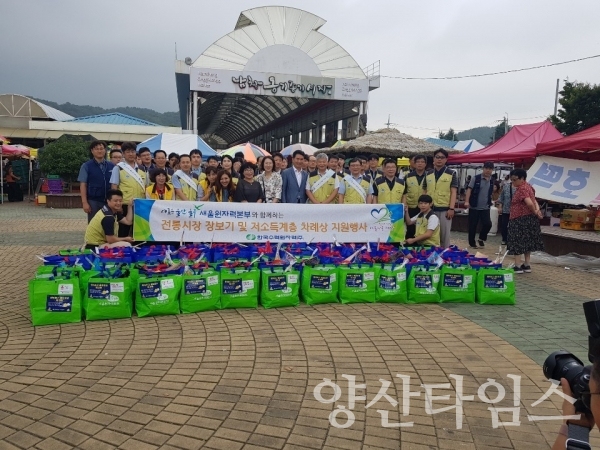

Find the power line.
xmin=381 ymin=53 xmax=600 ymax=80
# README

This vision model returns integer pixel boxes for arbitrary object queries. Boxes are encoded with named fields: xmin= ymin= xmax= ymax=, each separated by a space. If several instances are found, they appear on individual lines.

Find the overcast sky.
xmin=2 ymin=0 xmax=599 ymax=139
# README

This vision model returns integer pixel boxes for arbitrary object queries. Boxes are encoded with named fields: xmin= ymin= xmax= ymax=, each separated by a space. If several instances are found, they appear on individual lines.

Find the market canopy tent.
xmin=1 ymin=144 xmax=33 ymax=203
xmin=137 ymin=133 xmax=217 ymax=158
xmin=453 ymin=139 xmax=485 ymax=153
xmin=1 ymin=144 xmax=30 ymax=158
xmin=536 ymin=123 xmax=600 ymax=161
xmin=219 ymin=143 xmax=269 ymax=163
xmin=448 ymin=121 xmax=562 ymax=164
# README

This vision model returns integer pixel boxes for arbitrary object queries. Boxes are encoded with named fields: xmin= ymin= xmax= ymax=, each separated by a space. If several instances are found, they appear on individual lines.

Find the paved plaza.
xmin=0 ymin=202 xmax=597 ymax=449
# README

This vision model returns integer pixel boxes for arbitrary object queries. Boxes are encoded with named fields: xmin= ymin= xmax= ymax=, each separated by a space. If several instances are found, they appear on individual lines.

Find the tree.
xmin=438 ymin=128 xmax=457 ymax=141
xmin=490 ymin=119 xmax=510 ymax=144
xmin=38 ymin=136 xmax=89 ymax=182
xmin=550 ymin=80 xmax=600 ymax=135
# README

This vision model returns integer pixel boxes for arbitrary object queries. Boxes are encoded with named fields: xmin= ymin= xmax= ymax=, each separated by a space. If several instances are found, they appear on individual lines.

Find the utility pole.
xmin=384 ymin=114 xmax=397 ymax=129
xmin=504 ymin=113 xmax=508 ymax=135
xmin=554 ymin=78 xmax=560 ymax=116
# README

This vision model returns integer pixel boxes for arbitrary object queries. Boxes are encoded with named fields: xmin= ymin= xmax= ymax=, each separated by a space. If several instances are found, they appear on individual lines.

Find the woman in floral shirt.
xmin=255 ymin=156 xmax=282 ymax=203
xmin=507 ymin=168 xmax=544 ymax=274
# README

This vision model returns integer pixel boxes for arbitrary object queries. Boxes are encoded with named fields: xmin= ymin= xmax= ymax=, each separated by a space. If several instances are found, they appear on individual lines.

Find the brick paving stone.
xmin=1 ymin=204 xmax=598 ymax=449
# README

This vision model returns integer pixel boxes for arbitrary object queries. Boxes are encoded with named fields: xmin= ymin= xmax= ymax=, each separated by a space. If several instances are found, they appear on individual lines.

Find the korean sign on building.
xmin=189 ymin=68 xmax=370 ymax=102
xmin=133 ymin=200 xmax=404 ymax=243
xmin=527 ymin=156 xmax=600 ymax=206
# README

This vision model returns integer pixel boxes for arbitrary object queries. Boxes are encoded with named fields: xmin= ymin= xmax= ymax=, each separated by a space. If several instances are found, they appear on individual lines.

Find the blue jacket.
xmin=83 ymin=159 xmax=114 ymax=203
xmin=281 ymin=167 xmax=308 ymax=203
xmin=469 ymin=174 xmax=493 ymax=209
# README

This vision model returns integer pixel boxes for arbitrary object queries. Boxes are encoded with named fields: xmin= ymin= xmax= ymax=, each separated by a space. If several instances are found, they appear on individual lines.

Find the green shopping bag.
xmin=301 ymin=265 xmax=339 ymax=305
xmin=180 ymin=269 xmax=221 ymax=313
xmin=84 ymin=267 xmax=133 ymax=320
xmin=375 ymin=264 xmax=408 ymax=303
xmin=219 ymin=268 xmax=259 ymax=309
xmin=135 ymin=274 xmax=182 ymax=317
xmin=260 ymin=267 xmax=300 ymax=309
xmin=28 ymin=276 xmax=82 ymax=326
xmin=439 ymin=265 xmax=476 ymax=303
xmin=407 ymin=267 xmax=440 ymax=303
xmin=476 ymin=268 xmax=515 ymax=305
xmin=338 ymin=264 xmax=377 ymax=304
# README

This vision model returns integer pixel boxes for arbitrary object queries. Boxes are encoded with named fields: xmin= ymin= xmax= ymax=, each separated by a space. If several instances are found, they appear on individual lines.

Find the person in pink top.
xmin=507 ymin=168 xmax=544 ymax=274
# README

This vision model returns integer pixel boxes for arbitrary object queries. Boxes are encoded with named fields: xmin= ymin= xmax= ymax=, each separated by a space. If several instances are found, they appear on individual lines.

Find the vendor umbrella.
xmin=220 ymin=143 xmax=269 ymax=163
xmin=281 ymin=143 xmax=319 ymax=157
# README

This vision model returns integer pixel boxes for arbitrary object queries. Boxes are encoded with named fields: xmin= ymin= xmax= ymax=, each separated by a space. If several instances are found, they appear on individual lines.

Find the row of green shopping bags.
xmin=29 ymin=264 xmax=515 ymax=326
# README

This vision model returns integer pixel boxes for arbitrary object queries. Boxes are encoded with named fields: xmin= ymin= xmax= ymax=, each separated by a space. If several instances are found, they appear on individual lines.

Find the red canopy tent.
xmin=448 ymin=121 xmax=563 ymax=164
xmin=1 ymin=144 xmax=30 ymax=158
xmin=535 ymin=123 xmax=600 ymax=161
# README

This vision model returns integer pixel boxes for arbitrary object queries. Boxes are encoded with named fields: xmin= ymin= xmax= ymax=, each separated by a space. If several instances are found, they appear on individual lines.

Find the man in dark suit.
xmin=281 ymin=150 xmax=308 ymax=203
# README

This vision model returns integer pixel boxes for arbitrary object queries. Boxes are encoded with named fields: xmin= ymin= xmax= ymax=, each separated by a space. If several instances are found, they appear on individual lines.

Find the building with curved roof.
xmin=0 ymin=94 xmax=180 ymax=146
xmin=0 ymin=94 xmax=74 ymax=122
xmin=175 ymin=6 xmax=379 ymax=150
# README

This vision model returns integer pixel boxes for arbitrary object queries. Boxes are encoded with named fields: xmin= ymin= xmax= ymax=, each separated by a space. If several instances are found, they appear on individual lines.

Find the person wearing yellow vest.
xmin=145 ymin=168 xmax=175 ymax=200
xmin=402 ymin=154 xmax=428 ymax=239
xmin=306 ymin=153 xmax=339 ymax=204
xmin=84 ymin=189 xmax=134 ymax=249
xmin=110 ymin=142 xmax=147 ymax=237
xmin=366 ymin=154 xmax=384 ymax=181
xmin=338 ymin=158 xmax=373 ymax=204
xmin=172 ymin=154 xmax=202 ymax=201
xmin=372 ymin=158 xmax=405 ymax=204
xmin=424 ymin=148 xmax=458 ymax=248
xmin=404 ymin=195 xmax=440 ymax=247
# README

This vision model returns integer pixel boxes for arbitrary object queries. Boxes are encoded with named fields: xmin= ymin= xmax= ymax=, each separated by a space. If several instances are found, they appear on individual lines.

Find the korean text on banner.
xmin=527 ymin=156 xmax=600 ymax=206
xmin=133 ymin=200 xmax=405 ymax=243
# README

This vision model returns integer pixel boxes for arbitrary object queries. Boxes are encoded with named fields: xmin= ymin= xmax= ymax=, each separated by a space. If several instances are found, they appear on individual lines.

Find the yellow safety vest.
xmin=343 ymin=175 xmax=371 ymax=204
xmin=175 ymin=172 xmax=199 ymax=201
xmin=84 ymin=207 xmax=119 ymax=246
xmin=425 ymin=168 xmax=455 ymax=209
xmin=416 ymin=211 xmax=440 ymax=247
xmin=404 ymin=171 xmax=427 ymax=208
xmin=374 ymin=177 xmax=405 ymax=203
xmin=117 ymin=167 xmax=147 ymax=203
xmin=146 ymin=183 xmax=175 ymax=200
xmin=308 ymin=171 xmax=338 ymax=203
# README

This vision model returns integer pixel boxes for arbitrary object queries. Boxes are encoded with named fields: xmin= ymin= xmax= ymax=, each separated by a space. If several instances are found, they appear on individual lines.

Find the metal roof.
xmin=193 ymin=6 xmax=367 ymax=80
xmin=66 ymin=113 xmax=159 ymax=126
xmin=0 ymin=94 xmax=73 ymax=121
xmin=179 ymin=6 xmax=369 ymax=146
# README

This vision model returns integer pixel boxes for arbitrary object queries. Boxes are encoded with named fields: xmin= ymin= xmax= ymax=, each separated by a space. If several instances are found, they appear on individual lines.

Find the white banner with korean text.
xmin=189 ymin=68 xmax=370 ymax=102
xmin=133 ymin=200 xmax=405 ymax=243
xmin=527 ymin=156 xmax=600 ymax=206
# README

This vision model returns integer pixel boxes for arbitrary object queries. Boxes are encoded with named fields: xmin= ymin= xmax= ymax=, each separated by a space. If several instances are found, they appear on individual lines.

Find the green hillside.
xmin=31 ymin=97 xmax=181 ymax=127
xmin=456 ymin=126 xmax=494 ymax=144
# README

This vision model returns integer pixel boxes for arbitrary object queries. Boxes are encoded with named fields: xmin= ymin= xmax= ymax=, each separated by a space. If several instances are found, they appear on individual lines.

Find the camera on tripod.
xmin=544 ymin=300 xmax=600 ymax=414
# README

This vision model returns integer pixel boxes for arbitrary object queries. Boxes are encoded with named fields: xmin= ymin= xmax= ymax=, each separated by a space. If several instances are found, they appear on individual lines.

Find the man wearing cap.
xmin=464 ymin=161 xmax=495 ymax=248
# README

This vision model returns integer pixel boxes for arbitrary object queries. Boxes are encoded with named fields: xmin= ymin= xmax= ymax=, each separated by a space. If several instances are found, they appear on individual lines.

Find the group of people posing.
xmin=79 ymin=141 xmax=543 ymax=272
